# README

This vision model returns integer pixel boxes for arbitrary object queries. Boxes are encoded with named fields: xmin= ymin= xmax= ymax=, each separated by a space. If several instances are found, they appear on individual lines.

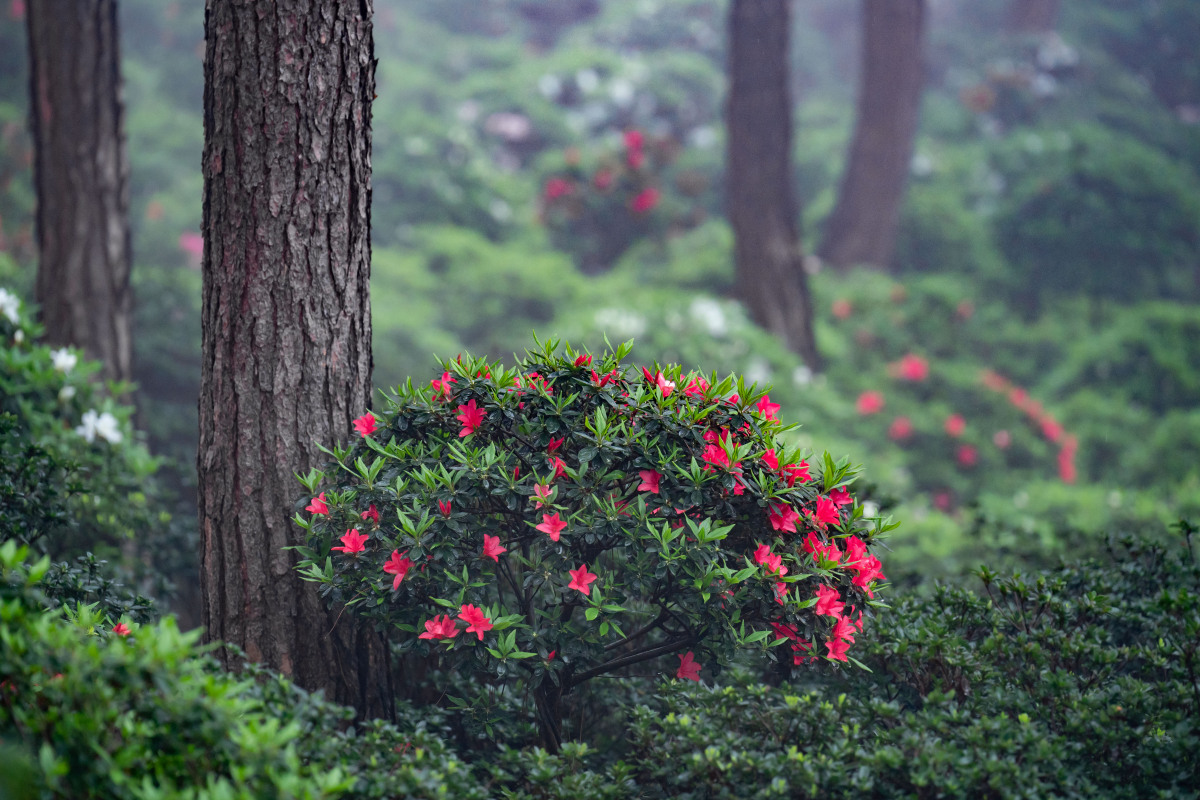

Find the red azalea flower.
xmin=418 ymin=615 xmax=459 ymax=641
xmin=458 ymin=604 xmax=493 ymax=640
xmin=623 ymin=129 xmax=644 ymax=152
xmin=331 ymin=529 xmax=368 ymax=554
xmin=438 ymin=499 xmax=452 ymax=517
xmin=893 ymin=353 xmax=929 ymax=381
xmin=456 ymin=399 xmax=486 ymax=438
xmin=630 ymin=187 xmax=659 ymax=214
xmin=676 ymin=651 xmax=702 ymax=681
xmin=637 ymin=469 xmax=662 ymax=494
xmin=547 ymin=437 xmax=565 ymax=454
xmin=814 ymin=584 xmax=844 ymax=617
xmin=353 ymin=412 xmax=378 ymax=437
xmin=957 ymin=444 xmax=978 ymax=467
xmin=112 ymin=623 xmax=131 ymax=637
xmin=814 ymin=496 xmax=841 ymax=527
xmin=549 ymin=456 xmax=567 ymax=481
xmin=781 ymin=461 xmax=810 ymax=487
xmin=825 ymin=638 xmax=852 ymax=662
xmin=755 ymin=394 xmax=781 ymax=421
xmin=543 ymin=177 xmax=574 ymax=201
xmin=888 ymin=416 xmax=913 ymax=441
xmin=537 ymin=512 xmax=567 ymax=542
xmin=482 ymin=534 xmax=507 ymax=562
xmin=831 ymin=299 xmax=852 ymax=320
xmin=532 ymin=483 xmax=552 ymax=508
xmin=945 ymin=414 xmax=966 ymax=437
xmin=829 ymin=487 xmax=853 ymax=508
xmin=383 ymin=550 xmax=413 ymax=590
xmin=568 ymin=563 xmax=598 ymax=595
xmin=361 ymin=505 xmax=380 ymax=525
xmin=769 ymin=503 xmax=800 ymax=534
xmin=701 ymin=444 xmax=729 ymax=469
xmin=305 ymin=492 xmax=329 ymax=515
xmin=684 ymin=377 xmax=709 ymax=398
xmin=855 ymin=391 xmax=885 ymax=415
xmin=430 ymin=371 xmax=456 ymax=400
xmin=761 ymin=448 xmax=779 ymax=471
xmin=573 ymin=354 xmax=592 ymax=367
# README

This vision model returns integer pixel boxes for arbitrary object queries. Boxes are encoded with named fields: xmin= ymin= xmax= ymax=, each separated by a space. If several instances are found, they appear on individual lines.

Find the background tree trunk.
xmin=27 ymin=0 xmax=132 ymax=384
xmin=199 ymin=0 xmax=392 ymax=719
xmin=1008 ymin=0 xmax=1060 ymax=33
xmin=819 ymin=0 xmax=926 ymax=272
xmin=726 ymin=0 xmax=821 ymax=370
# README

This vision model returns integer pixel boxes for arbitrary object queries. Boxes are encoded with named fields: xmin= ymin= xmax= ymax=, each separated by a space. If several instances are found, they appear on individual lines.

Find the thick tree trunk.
xmin=27 ymin=0 xmax=132 ymax=384
xmin=819 ymin=0 xmax=926 ymax=272
xmin=1007 ymin=0 xmax=1059 ymax=33
xmin=726 ymin=0 xmax=821 ymax=371
xmin=199 ymin=0 xmax=392 ymax=719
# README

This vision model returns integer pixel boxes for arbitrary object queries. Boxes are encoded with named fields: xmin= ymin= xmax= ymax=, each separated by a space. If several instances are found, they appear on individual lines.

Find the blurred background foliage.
xmin=0 ymin=0 xmax=1197 ymax=602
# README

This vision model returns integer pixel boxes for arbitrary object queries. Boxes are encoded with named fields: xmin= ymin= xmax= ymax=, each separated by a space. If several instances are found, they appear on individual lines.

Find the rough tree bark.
xmin=726 ymin=0 xmax=821 ymax=371
xmin=27 ymin=0 xmax=132 ymax=384
xmin=199 ymin=0 xmax=392 ymax=719
xmin=1007 ymin=0 xmax=1060 ymax=33
xmin=819 ymin=0 xmax=926 ymax=272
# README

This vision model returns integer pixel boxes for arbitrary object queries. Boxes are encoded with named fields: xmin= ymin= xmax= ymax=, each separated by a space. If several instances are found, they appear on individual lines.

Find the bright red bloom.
xmin=623 ymin=129 xmax=644 ymax=151
xmin=590 ymin=368 xmax=619 ymax=387
xmin=755 ymin=395 xmax=781 ymax=421
xmin=856 ymin=391 xmax=885 ymax=415
xmin=458 ymin=604 xmax=493 ymax=640
xmin=543 ymin=177 xmax=574 ymax=200
xmin=305 ymin=492 xmax=329 ymax=515
xmin=753 ymin=543 xmax=773 ymax=565
xmin=761 ymin=448 xmax=779 ymax=471
xmin=825 ymin=638 xmax=852 ymax=662
xmin=438 ymin=499 xmax=452 ymax=517
xmin=549 ymin=456 xmax=567 ymax=481
xmin=1041 ymin=417 xmax=1063 ymax=443
xmin=532 ymin=483 xmax=552 ymax=508
xmin=831 ymin=299 xmax=852 ymax=320
xmin=418 ymin=615 xmax=459 ymax=641
xmin=803 ymin=531 xmax=841 ymax=565
xmin=893 ymin=354 xmax=929 ymax=382
xmin=361 ymin=505 xmax=380 ymax=525
xmin=769 ymin=503 xmax=800 ymax=534
xmin=945 ymin=414 xmax=966 ymax=437
xmin=702 ymin=444 xmax=729 ymax=469
xmin=684 ymin=377 xmax=709 ymax=398
xmin=815 ymin=584 xmax=844 ymax=617
xmin=573 ymin=354 xmax=592 ymax=367
xmin=676 ymin=651 xmax=702 ymax=681
xmin=782 ymin=461 xmax=810 ymax=487
xmin=831 ymin=616 xmax=857 ymax=644
xmin=568 ymin=563 xmax=598 ymax=595
xmin=537 ymin=512 xmax=567 ymax=541
xmin=814 ymin=496 xmax=841 ymax=527
xmin=456 ymin=399 xmax=486 ymax=437
xmin=1058 ymin=447 xmax=1077 ymax=484
xmin=353 ymin=412 xmax=378 ymax=437
xmin=112 ymin=622 xmax=131 ymax=637
xmin=637 ymin=469 xmax=662 ymax=494
xmin=957 ymin=444 xmax=978 ymax=467
xmin=829 ymin=487 xmax=853 ymax=508
xmin=332 ymin=529 xmax=368 ymax=554
xmin=888 ymin=416 xmax=914 ymax=441
xmin=383 ymin=550 xmax=414 ymax=590
xmin=482 ymin=534 xmax=507 ymax=562
xmin=630 ymin=187 xmax=659 ymax=214
xmin=842 ymin=535 xmax=868 ymax=568
xmin=430 ymin=371 xmax=456 ymax=400
xmin=547 ymin=437 xmax=565 ymax=454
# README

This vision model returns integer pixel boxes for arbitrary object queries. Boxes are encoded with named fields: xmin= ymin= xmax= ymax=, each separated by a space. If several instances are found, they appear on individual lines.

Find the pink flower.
xmin=769 ymin=503 xmax=800 ymax=534
xmin=543 ymin=177 xmax=574 ymax=200
xmin=856 ymin=391 xmax=885 ymax=415
xmin=888 ymin=416 xmax=913 ymax=441
xmin=532 ymin=483 xmax=552 ymax=508
xmin=537 ymin=512 xmax=567 ymax=542
xmin=482 ymin=534 xmax=507 ymax=562
xmin=684 ymin=377 xmax=709 ymax=398
xmin=623 ymin=129 xmax=644 ymax=152
xmin=945 ymin=414 xmax=966 ymax=437
xmin=383 ymin=550 xmax=413 ymax=590
xmin=430 ymin=371 xmax=456 ymax=400
xmin=627 ymin=149 xmax=645 ymax=170
xmin=332 ymin=529 xmax=368 ymax=554
xmin=755 ymin=395 xmax=781 ymax=421
xmin=630 ymin=187 xmax=659 ymax=214
xmin=957 ymin=444 xmax=978 ymax=467
xmin=803 ymin=531 xmax=842 ymax=565
xmin=702 ymin=444 xmax=729 ymax=469
xmin=418 ymin=615 xmax=459 ymax=641
xmin=893 ymin=354 xmax=929 ymax=382
xmin=637 ymin=469 xmax=662 ymax=494
xmin=305 ymin=492 xmax=329 ymax=515
xmin=456 ymin=399 xmax=486 ymax=437
xmin=1041 ymin=417 xmax=1063 ymax=443
xmin=676 ymin=651 xmax=701 ymax=681
xmin=1058 ymin=447 xmax=1077 ymax=484
xmin=353 ymin=412 xmax=378 ymax=437
xmin=761 ymin=449 xmax=779 ymax=471
xmin=829 ymin=487 xmax=853 ymax=508
xmin=825 ymin=638 xmax=851 ymax=662
xmin=361 ymin=505 xmax=380 ymax=525
xmin=814 ymin=496 xmax=841 ymax=527
xmin=549 ymin=456 xmax=567 ymax=481
xmin=458 ymin=604 xmax=493 ymax=640
xmin=753 ymin=543 xmax=774 ymax=565
xmin=438 ymin=499 xmax=452 ymax=517
xmin=781 ymin=461 xmax=810 ymax=487
xmin=568 ymin=563 xmax=598 ymax=595
xmin=593 ymin=169 xmax=614 ymax=190
xmin=831 ymin=299 xmax=852 ymax=320
xmin=831 ymin=616 xmax=857 ymax=644
xmin=112 ymin=622 xmax=131 ymax=637
xmin=814 ymin=584 xmax=844 ymax=617
xmin=993 ymin=429 xmax=1011 ymax=449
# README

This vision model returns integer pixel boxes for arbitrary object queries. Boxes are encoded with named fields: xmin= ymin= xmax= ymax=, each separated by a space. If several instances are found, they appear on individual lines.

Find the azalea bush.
xmin=295 ymin=337 xmax=892 ymax=750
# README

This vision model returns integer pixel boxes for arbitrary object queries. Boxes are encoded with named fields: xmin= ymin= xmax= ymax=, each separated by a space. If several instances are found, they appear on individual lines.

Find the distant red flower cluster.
xmin=981 ymin=369 xmax=1077 ymax=484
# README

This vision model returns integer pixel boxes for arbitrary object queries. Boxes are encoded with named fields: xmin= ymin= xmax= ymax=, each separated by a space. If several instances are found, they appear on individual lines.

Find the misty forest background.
xmin=1 ymin=0 xmax=1199 ymax=796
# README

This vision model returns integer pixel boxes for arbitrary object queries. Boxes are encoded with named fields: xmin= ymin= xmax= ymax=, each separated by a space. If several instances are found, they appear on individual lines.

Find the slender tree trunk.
xmin=27 ymin=0 xmax=132 ymax=384
xmin=819 ymin=0 xmax=926 ymax=272
xmin=726 ymin=0 xmax=821 ymax=371
xmin=199 ymin=0 xmax=392 ymax=719
xmin=1007 ymin=0 xmax=1059 ymax=33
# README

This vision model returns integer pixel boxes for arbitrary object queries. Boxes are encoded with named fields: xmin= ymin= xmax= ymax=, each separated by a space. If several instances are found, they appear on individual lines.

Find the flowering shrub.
xmin=295 ymin=337 xmax=891 ymax=749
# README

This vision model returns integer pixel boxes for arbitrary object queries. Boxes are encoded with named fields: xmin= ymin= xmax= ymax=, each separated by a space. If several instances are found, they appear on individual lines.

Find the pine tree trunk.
xmin=198 ymin=0 xmax=392 ymax=719
xmin=1007 ymin=0 xmax=1059 ymax=33
xmin=819 ymin=0 xmax=926 ymax=272
xmin=27 ymin=0 xmax=132 ymax=384
xmin=726 ymin=0 xmax=821 ymax=371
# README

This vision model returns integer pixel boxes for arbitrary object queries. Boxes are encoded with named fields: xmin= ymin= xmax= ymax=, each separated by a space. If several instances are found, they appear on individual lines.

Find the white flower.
xmin=58 ymin=385 xmax=76 ymax=402
xmin=76 ymin=409 xmax=123 ymax=444
xmin=13 ymin=329 xmax=24 ymax=344
xmin=51 ymin=348 xmax=78 ymax=373
xmin=0 ymin=288 xmax=20 ymax=324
